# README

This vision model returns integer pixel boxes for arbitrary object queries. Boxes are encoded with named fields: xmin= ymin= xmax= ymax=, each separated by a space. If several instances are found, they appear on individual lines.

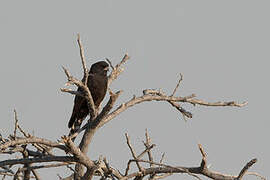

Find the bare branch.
xmin=237 ymin=158 xmax=257 ymax=180
xmin=198 ymin=144 xmax=207 ymax=169
xmin=0 ymin=156 xmax=78 ymax=167
xmin=77 ymin=34 xmax=89 ymax=86
xmin=97 ymin=90 xmax=246 ymax=130
xmin=137 ymin=144 xmax=156 ymax=160
xmin=11 ymin=120 xmax=54 ymax=156
xmin=18 ymin=163 xmax=75 ymax=172
xmin=31 ymin=170 xmax=41 ymax=180
xmin=1 ymin=35 xmax=263 ymax=180
xmin=22 ymin=145 xmax=31 ymax=180
xmin=13 ymin=110 xmax=19 ymax=140
xmin=159 ymin=153 xmax=165 ymax=164
xmin=125 ymin=133 xmax=144 ymax=173
xmin=62 ymin=136 xmax=96 ymax=180
xmin=62 ymin=136 xmax=95 ymax=170
xmin=102 ymin=158 xmax=123 ymax=179
xmin=108 ymin=54 xmax=130 ymax=86
xmin=92 ymin=90 xmax=123 ymax=127
xmin=150 ymin=173 xmax=172 ymax=180
xmin=13 ymin=168 xmax=21 ymax=180
xmin=74 ymin=89 xmax=123 ymax=178
xmin=129 ymin=159 xmax=201 ymax=180
xmin=67 ymin=90 xmax=123 ymax=177
xmin=171 ymin=73 xmax=183 ymax=96
xmin=61 ymin=66 xmax=96 ymax=117
xmin=144 ymin=129 xmax=154 ymax=168
xmin=60 ymin=88 xmax=84 ymax=97
xmin=188 ymin=98 xmax=248 ymax=107
xmin=120 ymin=137 xmax=263 ymax=180
xmin=17 ymin=123 xmax=29 ymax=139
xmin=246 ymin=172 xmax=267 ymax=180
xmin=168 ymin=101 xmax=193 ymax=118
xmin=0 ymin=137 xmax=68 ymax=152
xmin=60 ymin=45 xmax=250 ymax=179
xmin=124 ymin=160 xmax=132 ymax=177
xmin=68 ymin=90 xmax=122 ymax=141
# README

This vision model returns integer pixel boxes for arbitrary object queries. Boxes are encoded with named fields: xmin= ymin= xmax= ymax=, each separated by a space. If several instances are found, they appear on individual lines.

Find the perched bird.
xmin=68 ymin=61 xmax=109 ymax=135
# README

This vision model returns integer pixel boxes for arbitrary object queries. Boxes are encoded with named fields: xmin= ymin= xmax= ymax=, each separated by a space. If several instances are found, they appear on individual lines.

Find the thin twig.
xmin=77 ymin=34 xmax=89 ymax=86
xmin=237 ymin=158 xmax=257 ymax=179
xmin=125 ymin=133 xmax=143 ymax=172
xmin=60 ymin=88 xmax=84 ymax=97
xmin=57 ymin=174 xmax=63 ymax=180
xmin=124 ymin=160 xmax=132 ymax=177
xmin=22 ymin=144 xmax=31 ymax=180
xmin=159 ymin=153 xmax=165 ymax=164
xmin=18 ymin=162 xmax=75 ymax=172
xmin=198 ymin=144 xmax=207 ymax=169
xmin=97 ymin=90 xmax=247 ymax=131
xmin=31 ymin=169 xmax=41 ymax=180
xmin=0 ymin=136 xmax=68 ymax=152
xmin=13 ymin=110 xmax=19 ymax=140
xmin=130 ymin=159 xmax=187 ymax=172
xmin=151 ymin=173 xmax=172 ymax=180
xmin=66 ymin=165 xmax=76 ymax=173
xmin=246 ymin=172 xmax=266 ymax=180
xmin=171 ymin=73 xmax=183 ymax=96
xmin=61 ymin=66 xmax=96 ymax=117
xmin=13 ymin=168 xmax=20 ymax=180
xmin=0 ymin=156 xmax=78 ymax=167
xmin=168 ymin=101 xmax=193 ymax=118
xmin=144 ymin=129 xmax=154 ymax=168
xmin=198 ymin=144 xmax=207 ymax=159
xmin=108 ymin=54 xmax=130 ymax=86
xmin=128 ymin=159 xmax=201 ymax=180
xmin=138 ymin=144 xmax=156 ymax=160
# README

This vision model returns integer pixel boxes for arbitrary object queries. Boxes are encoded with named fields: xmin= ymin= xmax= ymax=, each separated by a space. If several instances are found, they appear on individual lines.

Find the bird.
xmin=68 ymin=61 xmax=109 ymax=136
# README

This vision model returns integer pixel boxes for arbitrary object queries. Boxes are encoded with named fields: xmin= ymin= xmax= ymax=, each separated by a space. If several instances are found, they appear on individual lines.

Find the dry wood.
xmin=0 ymin=36 xmax=264 ymax=180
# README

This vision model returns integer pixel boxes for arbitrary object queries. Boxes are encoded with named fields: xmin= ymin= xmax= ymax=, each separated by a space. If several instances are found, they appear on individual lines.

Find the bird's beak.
xmin=104 ymin=67 xmax=109 ymax=71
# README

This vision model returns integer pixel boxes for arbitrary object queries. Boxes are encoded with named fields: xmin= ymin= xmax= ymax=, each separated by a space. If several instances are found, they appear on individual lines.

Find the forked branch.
xmin=121 ymin=134 xmax=263 ymax=180
xmin=0 ymin=36 xmax=264 ymax=180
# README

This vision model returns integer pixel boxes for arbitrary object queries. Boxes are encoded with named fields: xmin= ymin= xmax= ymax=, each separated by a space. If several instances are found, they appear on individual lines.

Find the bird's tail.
xmin=68 ymin=118 xmax=83 ymax=141
xmin=68 ymin=114 xmax=76 ymax=129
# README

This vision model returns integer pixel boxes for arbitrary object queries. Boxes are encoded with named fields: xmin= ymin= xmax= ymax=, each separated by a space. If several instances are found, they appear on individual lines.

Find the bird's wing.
xmin=88 ymin=73 xmax=108 ymax=107
xmin=68 ymin=87 xmax=85 ymax=128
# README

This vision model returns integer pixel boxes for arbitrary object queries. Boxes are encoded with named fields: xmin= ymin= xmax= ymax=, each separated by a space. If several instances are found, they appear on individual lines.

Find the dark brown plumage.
xmin=68 ymin=61 xmax=109 ymax=135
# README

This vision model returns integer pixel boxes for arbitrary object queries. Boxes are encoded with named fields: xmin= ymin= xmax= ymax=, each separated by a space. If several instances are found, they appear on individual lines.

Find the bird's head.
xmin=90 ymin=61 xmax=109 ymax=76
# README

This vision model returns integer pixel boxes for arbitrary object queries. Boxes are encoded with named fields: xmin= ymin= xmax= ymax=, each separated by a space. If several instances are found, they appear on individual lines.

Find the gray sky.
xmin=0 ymin=1 xmax=269 ymax=179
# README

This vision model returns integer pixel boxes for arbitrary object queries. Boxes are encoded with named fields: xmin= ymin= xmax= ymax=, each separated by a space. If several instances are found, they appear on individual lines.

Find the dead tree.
xmin=0 ymin=35 xmax=265 ymax=180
